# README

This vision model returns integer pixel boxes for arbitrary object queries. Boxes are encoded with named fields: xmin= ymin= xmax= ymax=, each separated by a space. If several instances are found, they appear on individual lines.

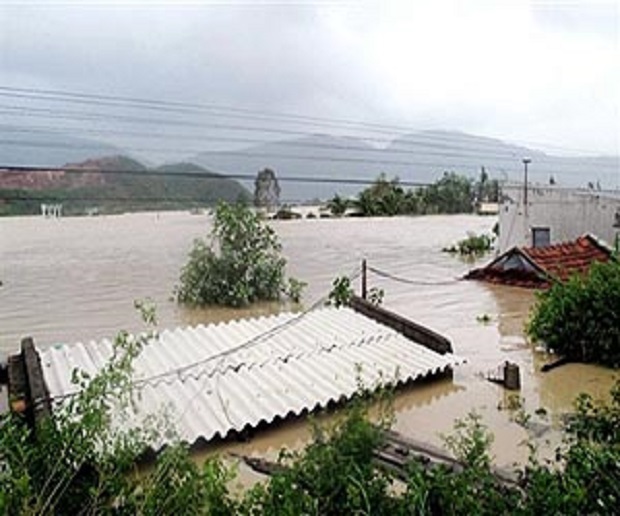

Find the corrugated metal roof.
xmin=39 ymin=307 xmax=462 ymax=449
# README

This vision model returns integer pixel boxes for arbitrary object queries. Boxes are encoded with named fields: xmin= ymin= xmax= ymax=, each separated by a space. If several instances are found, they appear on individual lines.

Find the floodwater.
xmin=0 ymin=212 xmax=616 ymax=472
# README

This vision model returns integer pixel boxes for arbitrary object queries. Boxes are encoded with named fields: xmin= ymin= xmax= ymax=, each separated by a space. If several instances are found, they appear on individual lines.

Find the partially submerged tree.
xmin=254 ymin=168 xmax=281 ymax=212
xmin=336 ymin=172 xmax=478 ymax=218
xmin=176 ymin=202 xmax=304 ymax=307
xmin=527 ymin=260 xmax=620 ymax=367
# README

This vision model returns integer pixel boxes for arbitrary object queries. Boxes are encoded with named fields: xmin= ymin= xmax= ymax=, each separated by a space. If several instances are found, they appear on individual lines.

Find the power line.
xmin=6 ymin=123 xmax=617 ymax=172
xmin=0 ymin=164 xmax=432 ymax=187
xmin=0 ymin=125 xmax=552 ymax=164
xmin=1 ymin=85 xmax=612 ymax=157
xmin=367 ymin=265 xmax=461 ymax=286
xmin=1 ymin=165 xmax=618 ymax=199
xmin=47 ymin=266 xmax=362 ymax=403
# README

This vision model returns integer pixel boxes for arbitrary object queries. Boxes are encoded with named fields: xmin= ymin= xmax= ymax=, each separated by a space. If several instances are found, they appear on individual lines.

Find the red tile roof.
xmin=522 ymin=235 xmax=612 ymax=282
xmin=465 ymin=234 xmax=613 ymax=289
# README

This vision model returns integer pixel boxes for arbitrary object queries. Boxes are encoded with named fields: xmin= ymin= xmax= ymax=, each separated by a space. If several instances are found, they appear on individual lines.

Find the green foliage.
xmin=326 ymin=194 xmax=349 ymax=216
xmin=443 ymin=232 xmax=494 ymax=256
xmin=367 ymin=287 xmax=385 ymax=306
xmin=241 ymin=402 xmax=396 ymax=516
xmin=347 ymin=171 xmax=481 ymax=218
xmin=0 ymin=309 xmax=158 ymax=514
xmin=2 ymin=295 xmax=618 ymax=514
xmin=526 ymin=260 xmax=620 ymax=366
xmin=2 ymin=329 xmax=619 ymax=516
xmin=327 ymin=276 xmax=354 ymax=307
xmin=353 ymin=174 xmax=409 ymax=216
xmin=286 ymin=277 xmax=307 ymax=304
xmin=0 ymin=159 xmax=250 ymax=216
xmin=422 ymin=172 xmax=474 ymax=214
xmin=176 ymin=202 xmax=304 ymax=307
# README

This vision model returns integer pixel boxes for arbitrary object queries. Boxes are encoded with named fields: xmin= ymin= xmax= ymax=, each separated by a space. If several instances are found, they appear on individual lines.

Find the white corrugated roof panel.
xmin=39 ymin=307 xmax=462 ymax=450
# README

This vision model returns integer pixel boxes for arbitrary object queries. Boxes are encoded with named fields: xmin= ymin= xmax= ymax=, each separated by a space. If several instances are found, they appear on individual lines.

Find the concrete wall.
xmin=499 ymin=184 xmax=620 ymax=252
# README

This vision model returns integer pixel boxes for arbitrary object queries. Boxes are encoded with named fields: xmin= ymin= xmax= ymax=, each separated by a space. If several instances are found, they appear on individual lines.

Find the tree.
xmin=476 ymin=167 xmax=499 ymax=203
xmin=526 ymin=260 xmax=620 ymax=367
xmin=327 ymin=194 xmax=349 ymax=217
xmin=176 ymin=202 xmax=303 ymax=307
xmin=254 ymin=168 xmax=281 ymax=212
xmin=352 ymin=174 xmax=407 ymax=216
xmin=422 ymin=172 xmax=474 ymax=214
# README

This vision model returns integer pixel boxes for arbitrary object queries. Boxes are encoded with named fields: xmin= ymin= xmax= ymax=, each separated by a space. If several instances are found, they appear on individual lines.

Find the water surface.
xmin=0 ymin=212 xmax=615 ymax=468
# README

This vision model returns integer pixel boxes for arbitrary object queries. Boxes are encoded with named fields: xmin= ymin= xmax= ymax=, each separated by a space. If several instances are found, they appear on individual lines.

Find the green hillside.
xmin=0 ymin=157 xmax=250 ymax=216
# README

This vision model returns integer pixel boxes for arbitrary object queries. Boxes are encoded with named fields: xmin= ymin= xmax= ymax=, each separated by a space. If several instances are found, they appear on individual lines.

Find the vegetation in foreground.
xmin=1 ymin=302 xmax=618 ymax=514
xmin=176 ymin=202 xmax=305 ymax=307
xmin=527 ymin=259 xmax=620 ymax=367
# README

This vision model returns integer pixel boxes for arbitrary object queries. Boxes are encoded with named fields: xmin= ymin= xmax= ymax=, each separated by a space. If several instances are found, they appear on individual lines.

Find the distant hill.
xmin=193 ymin=134 xmax=385 ymax=201
xmin=0 ymin=129 xmax=122 ymax=167
xmin=192 ymin=130 xmax=619 ymax=201
xmin=2 ymin=128 xmax=617 ymax=204
xmin=0 ymin=156 xmax=250 ymax=216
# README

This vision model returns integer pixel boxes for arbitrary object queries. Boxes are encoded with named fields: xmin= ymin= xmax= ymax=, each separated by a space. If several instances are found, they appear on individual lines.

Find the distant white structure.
xmin=41 ymin=203 xmax=63 ymax=218
xmin=499 ymin=183 xmax=620 ymax=252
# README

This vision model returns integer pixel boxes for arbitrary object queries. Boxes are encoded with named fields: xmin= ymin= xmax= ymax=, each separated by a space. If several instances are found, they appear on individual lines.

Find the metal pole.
xmin=522 ymin=158 xmax=531 ymax=216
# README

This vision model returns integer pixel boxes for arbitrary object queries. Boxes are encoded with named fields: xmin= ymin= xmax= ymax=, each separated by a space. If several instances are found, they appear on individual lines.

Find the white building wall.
xmin=499 ymin=184 xmax=620 ymax=252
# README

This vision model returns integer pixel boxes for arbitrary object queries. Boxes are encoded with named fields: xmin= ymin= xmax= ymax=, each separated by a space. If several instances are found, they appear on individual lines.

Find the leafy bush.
xmin=176 ymin=202 xmax=304 ymax=307
xmin=443 ymin=232 xmax=494 ymax=256
xmin=0 ymin=313 xmax=160 ymax=514
xmin=526 ymin=260 xmax=620 ymax=366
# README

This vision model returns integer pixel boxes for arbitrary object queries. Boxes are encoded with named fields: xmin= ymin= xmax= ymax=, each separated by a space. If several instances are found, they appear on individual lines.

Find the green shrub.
xmin=443 ymin=232 xmax=494 ymax=256
xmin=176 ymin=202 xmax=304 ymax=307
xmin=526 ymin=260 xmax=620 ymax=366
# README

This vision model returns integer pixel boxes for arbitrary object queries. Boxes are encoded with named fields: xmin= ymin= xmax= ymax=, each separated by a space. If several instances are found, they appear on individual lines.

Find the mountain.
xmin=192 ymin=134 xmax=386 ymax=201
xmin=0 ymin=129 xmax=123 ymax=167
xmin=388 ymin=131 xmax=619 ymax=187
xmin=0 ymin=156 xmax=250 ymax=216
xmin=192 ymin=131 xmax=619 ymax=201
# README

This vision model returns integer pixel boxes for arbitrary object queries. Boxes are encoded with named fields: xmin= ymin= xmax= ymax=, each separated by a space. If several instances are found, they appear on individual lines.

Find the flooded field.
xmin=0 ymin=211 xmax=616 ymax=470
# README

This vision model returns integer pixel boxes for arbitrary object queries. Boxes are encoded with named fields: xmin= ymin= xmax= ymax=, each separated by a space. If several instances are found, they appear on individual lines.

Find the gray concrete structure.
xmin=499 ymin=183 xmax=620 ymax=252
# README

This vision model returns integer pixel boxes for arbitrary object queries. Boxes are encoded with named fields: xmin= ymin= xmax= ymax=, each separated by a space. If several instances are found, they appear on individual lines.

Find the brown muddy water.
xmin=0 ymin=212 xmax=616 ymax=474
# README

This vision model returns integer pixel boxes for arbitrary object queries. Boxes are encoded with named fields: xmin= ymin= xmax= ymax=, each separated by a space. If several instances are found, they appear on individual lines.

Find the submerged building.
xmin=466 ymin=234 xmax=613 ymax=289
xmin=499 ymin=183 xmax=620 ymax=253
xmin=6 ymin=299 xmax=462 ymax=452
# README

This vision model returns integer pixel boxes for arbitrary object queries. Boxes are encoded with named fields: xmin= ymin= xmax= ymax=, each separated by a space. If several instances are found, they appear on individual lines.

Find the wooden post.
xmin=361 ymin=259 xmax=367 ymax=300
xmin=504 ymin=362 xmax=521 ymax=390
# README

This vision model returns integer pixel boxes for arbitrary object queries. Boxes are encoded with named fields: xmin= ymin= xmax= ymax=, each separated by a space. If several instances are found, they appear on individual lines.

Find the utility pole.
xmin=522 ymin=158 xmax=531 ymax=216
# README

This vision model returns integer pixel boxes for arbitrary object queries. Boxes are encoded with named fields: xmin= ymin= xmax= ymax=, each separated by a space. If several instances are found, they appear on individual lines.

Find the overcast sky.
xmin=1 ymin=0 xmax=619 ymax=157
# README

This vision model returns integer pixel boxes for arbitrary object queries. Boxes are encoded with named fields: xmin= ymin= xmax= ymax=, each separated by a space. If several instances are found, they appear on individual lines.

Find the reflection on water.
xmin=0 ymin=212 xmax=616 ymax=468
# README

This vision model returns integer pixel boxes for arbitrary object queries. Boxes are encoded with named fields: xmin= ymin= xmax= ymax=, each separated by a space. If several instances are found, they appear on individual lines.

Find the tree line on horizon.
xmin=326 ymin=169 xmax=499 ymax=217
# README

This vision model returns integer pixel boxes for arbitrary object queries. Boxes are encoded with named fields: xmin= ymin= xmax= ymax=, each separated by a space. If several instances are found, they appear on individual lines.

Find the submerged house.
xmin=7 ymin=298 xmax=461 ymax=452
xmin=499 ymin=183 xmax=620 ymax=253
xmin=466 ymin=234 xmax=613 ymax=288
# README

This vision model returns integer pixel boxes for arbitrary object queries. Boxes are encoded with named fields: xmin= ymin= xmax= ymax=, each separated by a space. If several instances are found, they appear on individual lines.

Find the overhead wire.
xmin=0 ymin=86 xmax=616 ymax=189
xmin=0 ymin=164 xmax=432 ymax=187
xmin=367 ymin=265 xmax=461 ymax=286
xmin=0 ymin=85 xmax=613 ymax=157
xmin=4 ymin=132 xmax=617 ymax=176
xmin=46 ymin=265 xmax=362 ymax=404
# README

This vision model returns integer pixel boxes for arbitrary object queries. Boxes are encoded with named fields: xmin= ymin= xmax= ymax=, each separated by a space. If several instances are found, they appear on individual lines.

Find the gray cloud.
xmin=1 ymin=1 xmax=618 ymax=157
